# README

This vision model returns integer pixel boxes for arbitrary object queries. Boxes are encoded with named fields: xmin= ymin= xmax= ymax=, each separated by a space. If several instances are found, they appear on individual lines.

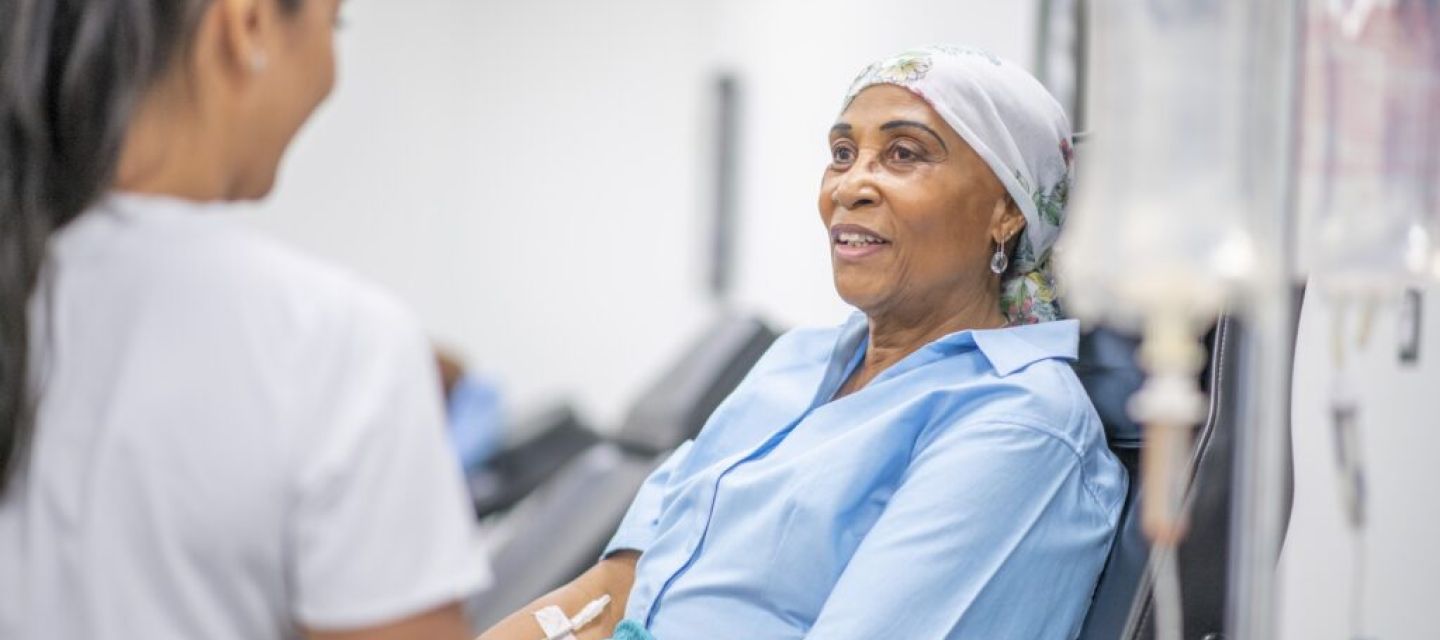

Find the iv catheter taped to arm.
xmin=533 ymin=594 xmax=610 ymax=640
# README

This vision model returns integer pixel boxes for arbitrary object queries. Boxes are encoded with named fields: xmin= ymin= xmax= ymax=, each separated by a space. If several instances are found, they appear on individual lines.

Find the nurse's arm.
xmin=475 ymin=551 xmax=638 ymax=640
xmin=804 ymin=420 xmax=1104 ymax=639
xmin=306 ymin=603 xmax=472 ymax=640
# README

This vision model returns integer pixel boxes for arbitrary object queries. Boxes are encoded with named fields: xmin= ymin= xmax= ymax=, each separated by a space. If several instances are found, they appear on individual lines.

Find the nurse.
xmin=0 ymin=1 xmax=487 ymax=639
xmin=484 ymin=46 xmax=1126 ymax=640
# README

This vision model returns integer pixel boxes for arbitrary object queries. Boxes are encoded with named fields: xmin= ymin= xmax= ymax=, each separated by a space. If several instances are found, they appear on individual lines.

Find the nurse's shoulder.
xmin=116 ymin=195 xmax=415 ymax=344
xmin=56 ymin=194 xmax=432 ymax=394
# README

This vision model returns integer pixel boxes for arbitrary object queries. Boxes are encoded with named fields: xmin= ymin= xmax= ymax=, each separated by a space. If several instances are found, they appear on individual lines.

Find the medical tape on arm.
xmin=533 ymin=594 xmax=611 ymax=640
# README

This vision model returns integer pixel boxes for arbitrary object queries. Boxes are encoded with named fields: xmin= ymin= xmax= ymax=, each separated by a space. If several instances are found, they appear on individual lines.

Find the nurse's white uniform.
xmin=0 ymin=194 xmax=490 ymax=640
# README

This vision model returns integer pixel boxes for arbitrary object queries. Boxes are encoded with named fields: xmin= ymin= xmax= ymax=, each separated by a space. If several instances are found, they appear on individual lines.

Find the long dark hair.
xmin=0 ymin=0 xmax=299 ymax=495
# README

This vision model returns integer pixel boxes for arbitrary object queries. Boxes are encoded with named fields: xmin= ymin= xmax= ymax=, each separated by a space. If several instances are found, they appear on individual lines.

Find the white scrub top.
xmin=0 ymin=194 xmax=491 ymax=640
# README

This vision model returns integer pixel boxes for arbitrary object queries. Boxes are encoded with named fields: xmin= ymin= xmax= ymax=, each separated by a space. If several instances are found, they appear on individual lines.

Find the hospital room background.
xmin=225 ymin=1 xmax=1439 ymax=638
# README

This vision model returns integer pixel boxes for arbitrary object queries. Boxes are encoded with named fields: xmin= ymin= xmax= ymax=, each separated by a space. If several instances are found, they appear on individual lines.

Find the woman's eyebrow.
xmin=880 ymin=120 xmax=948 ymax=151
xmin=829 ymin=123 xmax=853 ymax=136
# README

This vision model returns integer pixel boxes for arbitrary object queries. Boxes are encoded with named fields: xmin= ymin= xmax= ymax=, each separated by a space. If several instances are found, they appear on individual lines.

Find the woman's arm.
xmin=479 ymin=439 xmax=694 ymax=639
xmin=477 ymin=551 xmax=639 ymax=640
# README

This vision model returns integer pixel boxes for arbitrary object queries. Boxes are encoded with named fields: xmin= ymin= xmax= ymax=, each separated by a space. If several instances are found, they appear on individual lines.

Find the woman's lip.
xmin=829 ymin=223 xmax=890 ymax=261
xmin=833 ymin=242 xmax=890 ymax=261
xmin=829 ymin=223 xmax=890 ymax=243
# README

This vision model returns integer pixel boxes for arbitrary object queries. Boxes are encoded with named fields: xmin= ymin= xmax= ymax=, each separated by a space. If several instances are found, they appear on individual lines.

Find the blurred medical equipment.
xmin=468 ymin=314 xmax=777 ymax=629
xmin=1035 ymin=0 xmax=1087 ymax=131
xmin=1054 ymin=0 xmax=1440 ymax=638
xmin=1053 ymin=0 xmax=1305 ymax=639
xmin=1074 ymin=320 xmax=1225 ymax=640
xmin=1293 ymin=2 xmax=1440 ymax=638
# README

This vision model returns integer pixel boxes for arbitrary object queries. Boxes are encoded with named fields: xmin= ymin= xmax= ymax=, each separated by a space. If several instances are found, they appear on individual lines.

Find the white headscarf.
xmin=843 ymin=45 xmax=1074 ymax=324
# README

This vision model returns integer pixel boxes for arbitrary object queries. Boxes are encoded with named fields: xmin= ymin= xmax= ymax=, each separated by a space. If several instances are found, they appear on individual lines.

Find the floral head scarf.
xmin=843 ymin=45 xmax=1074 ymax=325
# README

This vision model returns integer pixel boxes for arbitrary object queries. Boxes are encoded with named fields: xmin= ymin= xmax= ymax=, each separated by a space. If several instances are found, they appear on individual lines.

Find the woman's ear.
xmin=989 ymin=194 xmax=1027 ymax=246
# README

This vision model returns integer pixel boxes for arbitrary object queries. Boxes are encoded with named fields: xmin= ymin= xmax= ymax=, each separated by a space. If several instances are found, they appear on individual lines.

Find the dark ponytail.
xmin=0 ymin=0 xmax=219 ymax=494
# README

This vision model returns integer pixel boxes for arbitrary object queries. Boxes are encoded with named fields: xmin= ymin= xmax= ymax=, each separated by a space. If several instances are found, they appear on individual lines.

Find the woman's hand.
xmin=477 ymin=551 xmax=639 ymax=640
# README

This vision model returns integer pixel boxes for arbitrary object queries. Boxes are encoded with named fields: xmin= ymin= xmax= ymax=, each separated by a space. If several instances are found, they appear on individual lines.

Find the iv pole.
xmin=1229 ymin=1 xmax=1303 ymax=639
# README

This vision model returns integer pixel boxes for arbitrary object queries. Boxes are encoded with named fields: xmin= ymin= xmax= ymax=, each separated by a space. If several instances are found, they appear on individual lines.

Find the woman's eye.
xmin=889 ymin=144 xmax=922 ymax=162
xmin=831 ymin=145 xmax=856 ymax=165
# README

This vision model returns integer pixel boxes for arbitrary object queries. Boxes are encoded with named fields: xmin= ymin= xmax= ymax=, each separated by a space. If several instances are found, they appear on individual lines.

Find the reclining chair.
xmin=1075 ymin=315 xmax=1295 ymax=639
xmin=468 ymin=404 xmax=600 ymax=518
xmin=468 ymin=314 xmax=778 ymax=628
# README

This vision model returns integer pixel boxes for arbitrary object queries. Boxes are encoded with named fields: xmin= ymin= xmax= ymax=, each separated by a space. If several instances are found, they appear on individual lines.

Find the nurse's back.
xmin=0 ymin=195 xmax=487 ymax=639
xmin=0 ymin=1 xmax=485 ymax=638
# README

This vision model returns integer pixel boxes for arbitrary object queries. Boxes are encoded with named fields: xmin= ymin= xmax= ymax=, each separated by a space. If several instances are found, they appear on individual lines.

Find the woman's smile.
xmin=830 ymin=223 xmax=892 ymax=261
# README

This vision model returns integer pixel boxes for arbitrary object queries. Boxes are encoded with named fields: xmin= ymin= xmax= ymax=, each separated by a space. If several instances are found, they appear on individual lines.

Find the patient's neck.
xmin=837 ymin=289 xmax=1006 ymax=399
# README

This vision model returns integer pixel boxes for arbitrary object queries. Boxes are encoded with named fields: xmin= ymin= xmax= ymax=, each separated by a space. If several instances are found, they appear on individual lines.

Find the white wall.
xmin=1279 ymin=285 xmax=1440 ymax=639
xmin=246 ymin=0 xmax=716 ymax=428
xmin=244 ymin=0 xmax=1039 ymax=428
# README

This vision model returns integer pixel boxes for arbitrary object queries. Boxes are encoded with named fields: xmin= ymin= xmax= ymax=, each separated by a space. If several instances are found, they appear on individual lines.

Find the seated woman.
xmin=483 ymin=45 xmax=1126 ymax=640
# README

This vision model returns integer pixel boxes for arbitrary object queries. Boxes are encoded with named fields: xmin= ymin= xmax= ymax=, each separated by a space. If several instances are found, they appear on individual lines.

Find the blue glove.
xmin=446 ymin=373 xmax=504 ymax=475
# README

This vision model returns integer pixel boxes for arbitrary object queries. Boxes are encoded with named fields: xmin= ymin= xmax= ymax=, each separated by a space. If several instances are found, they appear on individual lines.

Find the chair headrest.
xmin=1073 ymin=327 xmax=1145 ymax=449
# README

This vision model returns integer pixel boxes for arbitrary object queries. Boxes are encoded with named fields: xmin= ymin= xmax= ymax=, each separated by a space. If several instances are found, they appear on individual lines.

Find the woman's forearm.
xmin=476 ymin=551 xmax=638 ymax=640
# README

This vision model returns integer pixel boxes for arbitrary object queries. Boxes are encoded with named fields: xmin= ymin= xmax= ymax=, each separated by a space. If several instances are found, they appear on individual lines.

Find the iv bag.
xmin=1295 ymin=0 xmax=1440 ymax=290
xmin=1060 ymin=0 xmax=1266 ymax=329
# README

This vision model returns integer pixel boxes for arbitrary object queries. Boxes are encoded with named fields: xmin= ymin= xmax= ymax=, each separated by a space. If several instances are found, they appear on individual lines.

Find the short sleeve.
xmin=288 ymin=299 xmax=491 ymax=630
xmin=603 ymin=440 xmax=694 ymax=558
xmin=805 ymin=420 xmax=1114 ymax=639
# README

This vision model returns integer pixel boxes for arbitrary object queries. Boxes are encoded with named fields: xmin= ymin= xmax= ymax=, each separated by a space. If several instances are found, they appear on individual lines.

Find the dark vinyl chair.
xmin=1075 ymin=315 xmax=1295 ymax=640
xmin=469 ymin=404 xmax=599 ymax=518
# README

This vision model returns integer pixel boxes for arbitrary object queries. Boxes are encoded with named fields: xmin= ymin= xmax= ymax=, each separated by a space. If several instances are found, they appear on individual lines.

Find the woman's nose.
xmin=832 ymin=161 xmax=881 ymax=210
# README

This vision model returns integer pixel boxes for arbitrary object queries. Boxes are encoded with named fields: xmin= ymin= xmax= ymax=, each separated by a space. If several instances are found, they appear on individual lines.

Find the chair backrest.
xmin=1123 ymin=318 xmax=1241 ymax=638
xmin=1073 ymin=326 xmax=1148 ymax=639
xmin=611 ymin=315 xmax=778 ymax=455
xmin=1075 ymin=318 xmax=1244 ymax=640
xmin=468 ymin=404 xmax=598 ymax=518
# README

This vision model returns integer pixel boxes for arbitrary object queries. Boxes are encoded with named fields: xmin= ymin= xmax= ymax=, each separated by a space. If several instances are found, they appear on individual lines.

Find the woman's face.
xmin=225 ymin=0 xmax=344 ymax=198
xmin=818 ymin=84 xmax=1022 ymax=319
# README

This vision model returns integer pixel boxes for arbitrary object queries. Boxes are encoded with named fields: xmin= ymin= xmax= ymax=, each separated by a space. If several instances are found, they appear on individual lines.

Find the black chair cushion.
xmin=1074 ymin=326 xmax=1146 ymax=449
